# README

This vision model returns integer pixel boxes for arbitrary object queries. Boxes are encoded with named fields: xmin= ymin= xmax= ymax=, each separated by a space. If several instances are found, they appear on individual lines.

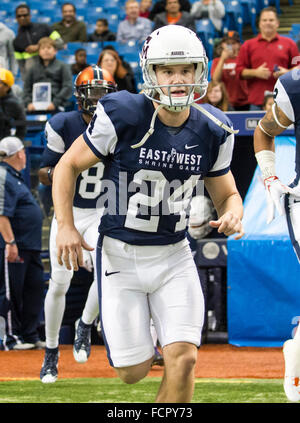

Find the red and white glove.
xmin=264 ymin=176 xmax=292 ymax=224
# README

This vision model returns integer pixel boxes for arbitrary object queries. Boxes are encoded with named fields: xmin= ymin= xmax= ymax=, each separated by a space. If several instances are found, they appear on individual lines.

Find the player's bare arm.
xmin=204 ymin=171 xmax=244 ymax=239
xmin=254 ymin=103 xmax=293 ymax=223
xmin=52 ymin=134 xmax=100 ymax=271
xmin=254 ymin=104 xmax=293 ymax=153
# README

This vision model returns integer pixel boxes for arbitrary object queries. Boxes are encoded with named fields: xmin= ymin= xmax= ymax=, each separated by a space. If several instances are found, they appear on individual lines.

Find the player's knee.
xmin=48 ymin=279 xmax=70 ymax=297
xmin=116 ymin=362 xmax=151 ymax=385
xmin=166 ymin=344 xmax=197 ymax=375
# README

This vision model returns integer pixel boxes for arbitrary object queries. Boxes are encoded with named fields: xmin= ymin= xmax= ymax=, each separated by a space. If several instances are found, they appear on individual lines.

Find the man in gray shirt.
xmin=0 ymin=23 xmax=18 ymax=76
xmin=117 ymin=0 xmax=153 ymax=44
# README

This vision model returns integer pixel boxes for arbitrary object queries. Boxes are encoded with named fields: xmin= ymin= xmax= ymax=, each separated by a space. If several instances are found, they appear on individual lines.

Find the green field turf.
xmin=0 ymin=377 xmax=290 ymax=403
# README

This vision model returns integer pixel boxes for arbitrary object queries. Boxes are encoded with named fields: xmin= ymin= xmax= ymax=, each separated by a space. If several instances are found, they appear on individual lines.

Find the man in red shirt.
xmin=211 ymin=31 xmax=249 ymax=111
xmin=236 ymin=6 xmax=299 ymax=110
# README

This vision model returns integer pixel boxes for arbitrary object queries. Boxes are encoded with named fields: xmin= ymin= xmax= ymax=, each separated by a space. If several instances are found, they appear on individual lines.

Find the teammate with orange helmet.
xmin=39 ymin=65 xmax=117 ymax=383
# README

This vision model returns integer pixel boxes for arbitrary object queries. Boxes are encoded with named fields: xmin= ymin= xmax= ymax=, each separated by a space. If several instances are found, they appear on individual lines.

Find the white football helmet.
xmin=140 ymin=25 xmax=208 ymax=112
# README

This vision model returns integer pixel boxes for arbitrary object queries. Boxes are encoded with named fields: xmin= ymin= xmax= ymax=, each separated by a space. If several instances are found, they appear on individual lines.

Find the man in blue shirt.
xmin=0 ymin=136 xmax=45 ymax=350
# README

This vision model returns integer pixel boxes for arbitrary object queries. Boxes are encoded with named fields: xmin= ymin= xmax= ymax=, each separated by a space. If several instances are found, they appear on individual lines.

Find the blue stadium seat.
xmin=240 ymin=0 xmax=257 ymax=35
xmin=269 ymin=0 xmax=282 ymax=14
xmin=117 ymin=41 xmax=139 ymax=55
xmin=86 ymin=54 xmax=99 ymax=65
xmin=86 ymin=6 xmax=106 ymax=21
xmin=0 ymin=2 xmax=19 ymax=16
xmin=84 ymin=42 xmax=102 ymax=55
xmin=222 ymin=0 xmax=244 ymax=41
xmin=36 ymin=16 xmax=52 ymax=24
xmin=65 ymin=42 xmax=85 ymax=54
xmin=255 ymin=0 xmax=270 ymax=13
xmin=195 ymin=19 xmax=216 ymax=60
xmin=27 ymin=1 xmax=58 ymax=12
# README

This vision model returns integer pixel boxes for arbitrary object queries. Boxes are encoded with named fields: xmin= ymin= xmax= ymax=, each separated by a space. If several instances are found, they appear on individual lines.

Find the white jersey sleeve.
xmin=45 ymin=121 xmax=65 ymax=154
xmin=274 ymin=78 xmax=295 ymax=123
xmin=84 ymin=101 xmax=118 ymax=158
xmin=209 ymin=133 xmax=234 ymax=174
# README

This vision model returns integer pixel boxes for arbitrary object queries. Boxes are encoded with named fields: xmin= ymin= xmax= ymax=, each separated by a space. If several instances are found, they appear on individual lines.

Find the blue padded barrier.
xmin=227 ymin=135 xmax=300 ymax=347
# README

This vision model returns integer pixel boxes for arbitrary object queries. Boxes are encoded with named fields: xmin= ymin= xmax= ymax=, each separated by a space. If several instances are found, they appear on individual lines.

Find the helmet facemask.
xmin=76 ymin=82 xmax=116 ymax=115
xmin=142 ymin=59 xmax=208 ymax=111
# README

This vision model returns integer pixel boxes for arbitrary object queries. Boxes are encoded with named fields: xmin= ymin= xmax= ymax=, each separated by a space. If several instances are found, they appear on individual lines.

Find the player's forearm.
xmin=215 ymin=192 xmax=243 ymax=221
xmin=52 ymin=156 xmax=78 ymax=228
xmin=211 ymin=60 xmax=224 ymax=82
xmin=241 ymin=68 xmax=257 ymax=79
xmin=0 ymin=216 xmax=15 ymax=243
xmin=254 ymin=126 xmax=275 ymax=154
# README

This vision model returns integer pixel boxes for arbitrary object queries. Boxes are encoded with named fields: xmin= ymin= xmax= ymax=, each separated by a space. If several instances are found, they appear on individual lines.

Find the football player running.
xmin=39 ymin=66 xmax=117 ymax=383
xmin=51 ymin=26 xmax=244 ymax=402
xmin=254 ymin=68 xmax=300 ymax=402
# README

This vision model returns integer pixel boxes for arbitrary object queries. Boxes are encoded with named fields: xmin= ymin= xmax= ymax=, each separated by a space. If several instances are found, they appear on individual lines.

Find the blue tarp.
xmin=227 ymin=135 xmax=300 ymax=347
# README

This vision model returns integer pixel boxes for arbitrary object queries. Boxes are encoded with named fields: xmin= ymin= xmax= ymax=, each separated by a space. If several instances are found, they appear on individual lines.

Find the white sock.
xmin=44 ymin=279 xmax=69 ymax=349
xmin=81 ymin=280 xmax=99 ymax=325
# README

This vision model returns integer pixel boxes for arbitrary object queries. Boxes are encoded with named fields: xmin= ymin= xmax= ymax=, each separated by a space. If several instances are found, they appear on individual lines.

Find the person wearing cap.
xmin=0 ymin=137 xmax=45 ymax=350
xmin=0 ymin=68 xmax=27 ymax=141
xmin=236 ymin=6 xmax=300 ymax=110
xmin=211 ymin=31 xmax=249 ymax=111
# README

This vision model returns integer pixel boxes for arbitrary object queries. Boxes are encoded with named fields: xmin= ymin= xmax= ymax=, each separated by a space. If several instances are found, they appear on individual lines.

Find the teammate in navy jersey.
xmin=254 ymin=69 xmax=300 ymax=402
xmin=51 ymin=25 xmax=244 ymax=402
xmin=39 ymin=66 xmax=117 ymax=383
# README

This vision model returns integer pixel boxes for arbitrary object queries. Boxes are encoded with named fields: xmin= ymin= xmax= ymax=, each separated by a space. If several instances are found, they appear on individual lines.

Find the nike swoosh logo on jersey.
xmin=185 ymin=144 xmax=198 ymax=150
xmin=105 ymin=270 xmax=120 ymax=277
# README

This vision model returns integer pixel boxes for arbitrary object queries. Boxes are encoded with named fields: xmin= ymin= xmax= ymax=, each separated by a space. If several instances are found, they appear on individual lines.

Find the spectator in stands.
xmin=23 ymin=37 xmax=73 ymax=112
xmin=0 ymin=68 xmax=26 ymax=141
xmin=70 ymin=48 xmax=90 ymax=75
xmin=148 ymin=0 xmax=191 ymax=21
xmin=139 ymin=0 xmax=153 ymax=18
xmin=88 ymin=19 xmax=116 ymax=42
xmin=211 ymin=31 xmax=249 ymax=111
xmin=13 ymin=4 xmax=63 ymax=82
xmin=97 ymin=48 xmax=137 ymax=93
xmin=236 ymin=6 xmax=300 ymax=110
xmin=190 ymin=0 xmax=225 ymax=33
xmin=262 ymin=90 xmax=274 ymax=112
xmin=153 ymin=0 xmax=196 ymax=32
xmin=0 ymin=136 xmax=45 ymax=351
xmin=201 ymin=80 xmax=232 ymax=111
xmin=52 ymin=2 xmax=87 ymax=43
xmin=117 ymin=0 xmax=153 ymax=44
xmin=0 ymin=22 xmax=18 ymax=77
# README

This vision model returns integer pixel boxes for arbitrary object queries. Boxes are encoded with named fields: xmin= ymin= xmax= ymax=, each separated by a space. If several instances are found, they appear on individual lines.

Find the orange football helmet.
xmin=74 ymin=65 xmax=117 ymax=115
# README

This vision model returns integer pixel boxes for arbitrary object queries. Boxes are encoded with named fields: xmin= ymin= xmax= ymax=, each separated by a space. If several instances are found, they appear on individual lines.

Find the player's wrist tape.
xmin=5 ymin=239 xmax=16 ymax=245
xmin=255 ymin=150 xmax=276 ymax=180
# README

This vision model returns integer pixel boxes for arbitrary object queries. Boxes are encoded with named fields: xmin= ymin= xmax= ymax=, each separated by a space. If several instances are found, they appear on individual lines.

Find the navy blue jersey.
xmin=274 ymin=71 xmax=300 ymax=181
xmin=0 ymin=163 xmax=43 ymax=250
xmin=83 ymin=92 xmax=234 ymax=245
xmin=40 ymin=110 xmax=104 ymax=209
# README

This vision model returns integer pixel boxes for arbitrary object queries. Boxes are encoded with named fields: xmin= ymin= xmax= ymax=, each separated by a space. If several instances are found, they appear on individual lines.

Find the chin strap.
xmin=131 ymin=104 xmax=163 ymax=149
xmin=131 ymin=101 xmax=239 ymax=149
xmin=191 ymin=103 xmax=239 ymax=135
